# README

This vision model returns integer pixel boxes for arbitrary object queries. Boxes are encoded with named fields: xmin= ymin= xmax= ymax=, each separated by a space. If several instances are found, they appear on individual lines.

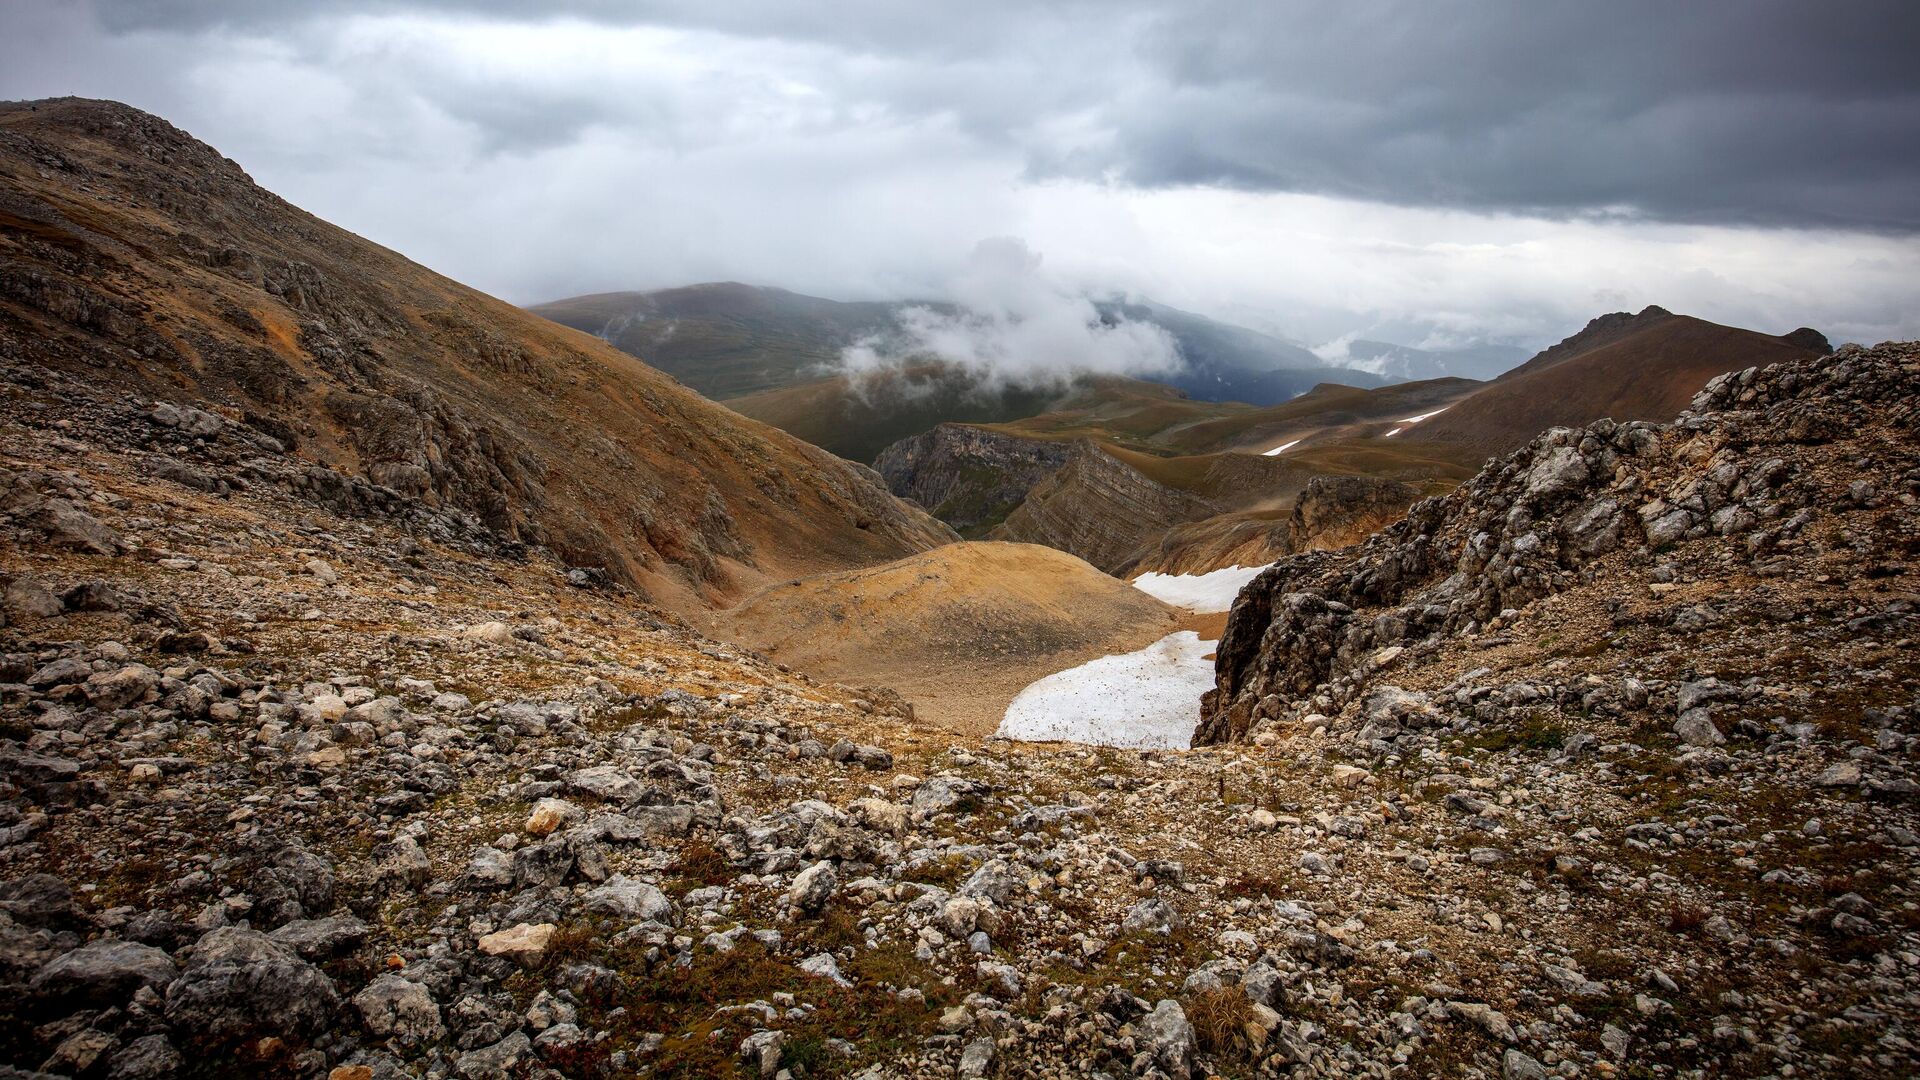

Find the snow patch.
xmin=996 ymin=632 xmax=1216 ymax=749
xmin=1261 ymin=438 xmax=1302 ymax=456
xmin=1130 ymin=564 xmax=1266 ymax=613
xmin=1382 ymin=427 xmax=1404 ymax=438
xmin=1398 ymin=407 xmax=1449 ymax=424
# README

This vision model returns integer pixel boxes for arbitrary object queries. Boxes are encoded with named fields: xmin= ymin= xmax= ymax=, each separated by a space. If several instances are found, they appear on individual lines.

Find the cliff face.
xmin=1198 ymin=342 xmax=1919 ymax=745
xmin=1289 ymin=475 xmax=1425 ymax=552
xmin=1124 ymin=475 xmax=1425 ymax=577
xmin=874 ymin=424 xmax=1074 ymax=536
xmin=989 ymin=443 xmax=1218 ymax=574
xmin=0 ymin=99 xmax=952 ymax=612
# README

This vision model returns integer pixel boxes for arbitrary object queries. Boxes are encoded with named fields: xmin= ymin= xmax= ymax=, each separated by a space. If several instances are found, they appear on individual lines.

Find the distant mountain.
xmin=721 ymin=363 xmax=1084 ymax=465
xmin=1415 ymin=306 xmax=1832 ymax=456
xmin=1099 ymin=298 xmax=1392 ymax=404
xmin=1341 ymin=339 xmax=1532 ymax=382
xmin=530 ymin=285 xmax=1391 ymax=450
xmin=529 ymin=283 xmax=901 ymax=400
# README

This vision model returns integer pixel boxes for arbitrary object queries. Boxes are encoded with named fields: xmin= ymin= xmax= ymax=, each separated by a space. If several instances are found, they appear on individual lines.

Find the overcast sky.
xmin=6 ymin=0 xmax=1919 ymax=350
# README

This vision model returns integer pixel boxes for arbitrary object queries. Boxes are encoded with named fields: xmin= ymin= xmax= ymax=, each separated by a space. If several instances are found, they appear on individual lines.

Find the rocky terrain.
xmin=874 ymin=427 xmax=1074 ymax=539
xmin=990 ymin=446 xmax=1224 ymax=576
xmin=1 ymin=95 xmax=1916 ymax=1080
xmin=4 ymin=301 xmax=1916 ymax=1079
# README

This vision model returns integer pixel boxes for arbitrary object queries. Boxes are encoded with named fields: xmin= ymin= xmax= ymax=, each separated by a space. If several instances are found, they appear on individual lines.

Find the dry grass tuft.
xmin=1186 ymin=986 xmax=1257 ymax=1055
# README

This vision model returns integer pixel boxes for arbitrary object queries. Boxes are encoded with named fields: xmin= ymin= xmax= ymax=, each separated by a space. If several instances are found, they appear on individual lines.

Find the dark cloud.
xmin=1108 ymin=1 xmax=1920 ymax=230
xmin=4 ymin=0 xmax=1917 ymax=350
xmin=79 ymin=0 xmax=1920 ymax=231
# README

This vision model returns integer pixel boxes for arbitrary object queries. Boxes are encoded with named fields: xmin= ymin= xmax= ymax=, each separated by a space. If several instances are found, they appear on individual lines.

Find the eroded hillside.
xmin=0 ymin=99 xmax=952 ymax=615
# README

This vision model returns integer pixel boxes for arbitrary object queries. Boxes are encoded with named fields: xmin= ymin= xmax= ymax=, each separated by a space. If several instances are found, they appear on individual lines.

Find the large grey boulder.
xmin=164 ymin=927 xmax=340 ymax=1044
xmin=31 ymin=939 xmax=177 ymax=1005
xmin=583 ymin=876 xmax=673 ymax=922
xmin=1121 ymin=897 xmax=1182 ymax=937
xmin=787 ymin=861 xmax=838 ymax=914
xmin=251 ymin=845 xmax=336 ymax=926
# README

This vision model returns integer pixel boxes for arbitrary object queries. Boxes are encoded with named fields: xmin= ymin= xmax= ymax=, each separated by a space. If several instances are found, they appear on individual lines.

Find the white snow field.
xmin=1384 ymin=405 xmax=1449 ymax=439
xmin=1261 ymin=438 xmax=1302 ymax=456
xmin=996 ymin=631 xmax=1217 ymax=748
xmin=1130 ymin=564 xmax=1266 ymax=613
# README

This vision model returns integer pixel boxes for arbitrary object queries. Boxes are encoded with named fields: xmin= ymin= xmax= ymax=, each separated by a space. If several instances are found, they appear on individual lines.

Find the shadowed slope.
xmin=1417 ymin=307 xmax=1830 ymax=457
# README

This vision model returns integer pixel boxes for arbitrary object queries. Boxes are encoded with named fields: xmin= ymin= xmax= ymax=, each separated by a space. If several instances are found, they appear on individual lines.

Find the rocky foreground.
xmin=0 ymin=345 xmax=1917 ymax=1080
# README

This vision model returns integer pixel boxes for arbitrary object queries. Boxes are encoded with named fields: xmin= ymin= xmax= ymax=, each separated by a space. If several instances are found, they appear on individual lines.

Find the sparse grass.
xmin=1666 ymin=902 xmax=1708 ymax=935
xmin=1186 ymin=986 xmax=1257 ymax=1056
xmin=906 ymin=852 xmax=977 ymax=889
xmin=665 ymin=839 xmax=735 ymax=891
xmin=1465 ymin=713 xmax=1567 ymax=753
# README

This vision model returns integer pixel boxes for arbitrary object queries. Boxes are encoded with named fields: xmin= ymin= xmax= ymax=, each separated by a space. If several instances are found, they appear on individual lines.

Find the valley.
xmin=0 ymin=95 xmax=1914 ymax=1080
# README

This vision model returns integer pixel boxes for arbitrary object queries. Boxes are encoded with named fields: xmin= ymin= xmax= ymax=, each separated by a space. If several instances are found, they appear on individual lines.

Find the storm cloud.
xmin=4 ymin=0 xmax=1918 ymax=349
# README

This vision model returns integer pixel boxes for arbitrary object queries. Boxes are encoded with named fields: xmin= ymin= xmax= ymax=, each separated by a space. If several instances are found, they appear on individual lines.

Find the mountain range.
xmin=528 ymin=284 xmax=1527 ymax=461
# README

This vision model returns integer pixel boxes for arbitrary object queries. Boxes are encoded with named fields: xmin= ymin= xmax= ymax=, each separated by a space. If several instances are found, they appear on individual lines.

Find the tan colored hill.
xmin=0 ymin=98 xmax=952 ymax=615
xmin=713 ymin=541 xmax=1183 ymax=735
xmin=1415 ymin=306 xmax=1831 ymax=457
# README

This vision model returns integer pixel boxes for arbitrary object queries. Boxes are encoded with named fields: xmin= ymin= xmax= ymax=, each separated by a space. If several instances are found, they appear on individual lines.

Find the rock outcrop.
xmin=990 ymin=443 xmax=1218 ymax=573
xmin=1130 ymin=476 xmax=1425 ymax=577
xmin=875 ymin=424 xmax=1074 ymax=536
xmin=1200 ymin=341 xmax=1915 ymax=744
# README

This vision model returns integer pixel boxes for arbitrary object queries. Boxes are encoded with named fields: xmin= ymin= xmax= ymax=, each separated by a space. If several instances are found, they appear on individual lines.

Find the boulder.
xmin=1138 ymin=999 xmax=1195 ymax=1079
xmin=353 ymin=973 xmax=445 ymax=1047
xmin=476 ymin=923 xmax=556 ymax=965
xmin=164 ymin=927 xmax=340 ymax=1044
xmin=787 ymin=860 xmax=838 ymax=914
xmin=31 ymin=939 xmax=177 ymax=1005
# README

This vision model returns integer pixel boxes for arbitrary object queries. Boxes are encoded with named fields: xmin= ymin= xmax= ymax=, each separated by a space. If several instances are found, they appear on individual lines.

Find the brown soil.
xmin=708 ymin=541 xmax=1182 ymax=737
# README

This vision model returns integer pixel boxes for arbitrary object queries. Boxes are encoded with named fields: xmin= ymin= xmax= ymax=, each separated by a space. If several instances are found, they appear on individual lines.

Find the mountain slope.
xmin=0 ymin=98 xmax=952 ymax=613
xmin=1342 ymin=338 xmax=1531 ymax=381
xmin=529 ymin=282 xmax=903 ymax=400
xmin=875 ymin=378 xmax=1487 ymax=573
xmin=1416 ymin=306 xmax=1831 ymax=457
xmin=721 ymin=364 xmax=1079 ymax=464
xmin=1100 ymin=297 xmax=1391 ymax=404
xmin=712 ymin=541 xmax=1182 ymax=734
xmin=532 ymin=283 xmax=1394 ymax=459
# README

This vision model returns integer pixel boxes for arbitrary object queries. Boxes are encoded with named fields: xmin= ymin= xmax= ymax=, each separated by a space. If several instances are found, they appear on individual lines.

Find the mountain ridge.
xmin=0 ymin=98 xmax=953 ymax=614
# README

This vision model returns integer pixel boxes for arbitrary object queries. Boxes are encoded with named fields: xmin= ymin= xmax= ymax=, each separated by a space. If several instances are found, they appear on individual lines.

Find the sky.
xmin=5 ymin=0 xmax=1920 ymax=353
